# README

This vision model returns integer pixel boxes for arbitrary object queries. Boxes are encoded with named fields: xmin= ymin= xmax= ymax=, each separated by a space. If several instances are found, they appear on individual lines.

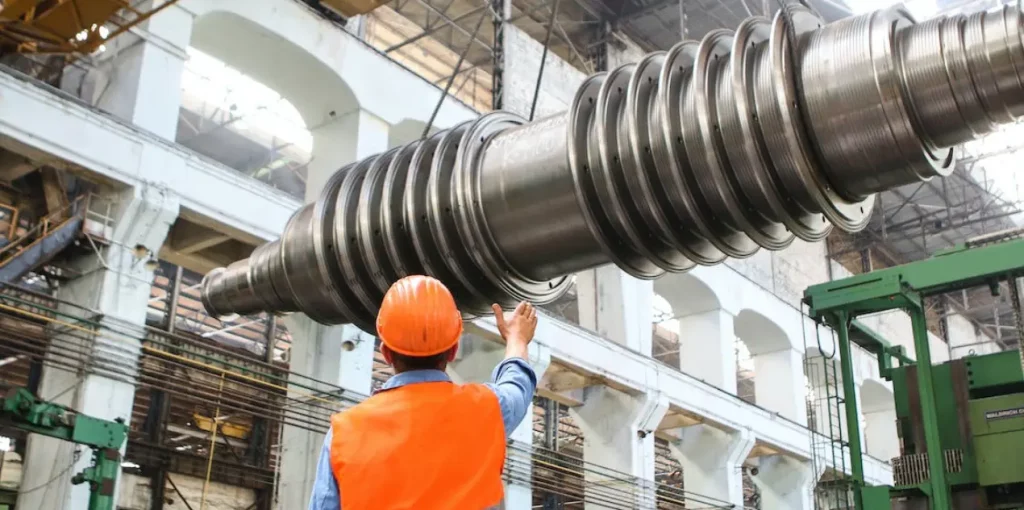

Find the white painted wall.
xmin=502 ymin=24 xmax=586 ymax=118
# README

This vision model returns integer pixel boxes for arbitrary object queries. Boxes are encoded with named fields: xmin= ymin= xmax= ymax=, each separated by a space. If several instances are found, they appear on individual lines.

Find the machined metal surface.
xmin=201 ymin=4 xmax=1024 ymax=332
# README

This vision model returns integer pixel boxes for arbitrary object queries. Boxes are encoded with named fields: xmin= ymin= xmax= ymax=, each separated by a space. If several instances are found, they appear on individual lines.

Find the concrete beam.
xmin=168 ymin=220 xmax=231 ymax=255
xmin=466 ymin=313 xmax=894 ymax=486
xmin=0 ymin=149 xmax=35 ymax=182
xmin=0 ymin=68 xmax=299 ymax=245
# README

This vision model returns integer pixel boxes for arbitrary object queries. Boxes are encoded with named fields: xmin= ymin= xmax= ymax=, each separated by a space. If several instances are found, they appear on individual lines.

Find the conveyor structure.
xmin=201 ymin=3 xmax=1024 ymax=332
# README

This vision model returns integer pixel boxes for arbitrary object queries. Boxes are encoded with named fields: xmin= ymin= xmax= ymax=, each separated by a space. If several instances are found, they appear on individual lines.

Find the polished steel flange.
xmin=201 ymin=3 xmax=1024 ymax=333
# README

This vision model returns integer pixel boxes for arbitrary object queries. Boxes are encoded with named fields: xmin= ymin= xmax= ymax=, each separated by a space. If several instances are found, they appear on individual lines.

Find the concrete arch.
xmin=860 ymin=378 xmax=895 ymax=413
xmin=654 ymin=272 xmax=721 ymax=316
xmin=189 ymin=10 xmax=358 ymax=132
xmin=181 ymin=0 xmax=477 ymax=129
xmin=861 ymin=378 xmax=898 ymax=461
xmin=734 ymin=309 xmax=790 ymax=356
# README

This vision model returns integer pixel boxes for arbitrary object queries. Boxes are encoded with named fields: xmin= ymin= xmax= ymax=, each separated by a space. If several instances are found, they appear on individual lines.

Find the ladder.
xmin=806 ymin=353 xmax=853 ymax=510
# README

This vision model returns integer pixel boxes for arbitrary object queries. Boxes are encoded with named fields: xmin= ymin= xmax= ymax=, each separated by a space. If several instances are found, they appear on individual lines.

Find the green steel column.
xmin=909 ymin=307 xmax=951 ymax=510
xmin=835 ymin=311 xmax=865 ymax=510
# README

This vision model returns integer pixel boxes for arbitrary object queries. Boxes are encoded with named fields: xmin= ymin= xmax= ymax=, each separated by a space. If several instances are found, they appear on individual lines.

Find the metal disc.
xmin=453 ymin=111 xmax=571 ymax=306
xmin=592 ymin=63 xmax=666 ymax=278
xmin=380 ymin=140 xmax=423 ymax=278
xmin=759 ymin=6 xmax=864 ymax=234
xmin=404 ymin=125 xmax=480 ymax=314
xmin=567 ymin=73 xmax=642 ymax=271
xmin=682 ymin=28 xmax=761 ymax=258
xmin=427 ymin=120 xmax=495 ymax=315
xmin=651 ymin=41 xmax=726 ymax=266
xmin=356 ymin=147 xmax=402 ymax=302
xmin=622 ymin=51 xmax=696 ymax=273
xmin=332 ymin=157 xmax=380 ymax=331
xmin=281 ymin=203 xmax=352 ymax=323
xmin=718 ymin=16 xmax=796 ymax=251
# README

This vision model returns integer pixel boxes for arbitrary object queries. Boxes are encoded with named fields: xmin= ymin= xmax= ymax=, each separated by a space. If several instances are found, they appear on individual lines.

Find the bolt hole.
xmin=480 ymin=136 xmax=485 ymax=142
xmin=617 ymin=86 xmax=622 ymax=93
xmin=374 ymin=229 xmax=381 ymax=237
xmin=613 ymin=155 xmax=620 ymax=163
xmin=583 ymin=165 xmax=590 ymax=173
xmin=648 ymin=76 xmax=653 ymax=83
xmin=588 ymin=97 xmax=594 ymax=104
xmin=859 ymin=207 xmax=864 ymax=213
xmin=644 ymin=146 xmax=651 ymax=153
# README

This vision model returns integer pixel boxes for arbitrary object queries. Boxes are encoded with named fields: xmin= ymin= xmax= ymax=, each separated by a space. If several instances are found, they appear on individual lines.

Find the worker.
xmin=307 ymin=274 xmax=540 ymax=510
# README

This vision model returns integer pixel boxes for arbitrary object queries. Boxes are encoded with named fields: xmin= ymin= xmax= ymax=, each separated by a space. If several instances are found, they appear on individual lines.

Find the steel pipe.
xmin=201 ymin=4 xmax=1024 ymax=332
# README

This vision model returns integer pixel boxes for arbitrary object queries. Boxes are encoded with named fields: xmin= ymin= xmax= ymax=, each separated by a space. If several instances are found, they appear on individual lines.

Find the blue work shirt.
xmin=307 ymin=357 xmax=537 ymax=510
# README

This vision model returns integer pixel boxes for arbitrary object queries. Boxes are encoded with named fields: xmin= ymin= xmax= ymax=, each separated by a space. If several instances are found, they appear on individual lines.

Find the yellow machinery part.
xmin=192 ymin=412 xmax=251 ymax=440
xmin=0 ymin=0 xmax=179 ymax=54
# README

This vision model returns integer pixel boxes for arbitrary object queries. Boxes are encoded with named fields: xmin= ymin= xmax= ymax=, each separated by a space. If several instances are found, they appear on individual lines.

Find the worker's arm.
xmin=488 ymin=302 xmax=539 ymax=437
xmin=307 ymin=428 xmax=341 ymax=510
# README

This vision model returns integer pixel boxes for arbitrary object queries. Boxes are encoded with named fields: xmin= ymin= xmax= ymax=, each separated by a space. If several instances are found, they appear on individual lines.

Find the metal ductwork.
xmin=201 ymin=3 xmax=1024 ymax=332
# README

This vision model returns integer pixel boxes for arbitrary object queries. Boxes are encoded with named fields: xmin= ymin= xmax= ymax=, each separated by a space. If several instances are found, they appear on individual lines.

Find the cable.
xmin=15 ymin=448 xmax=81 ymax=496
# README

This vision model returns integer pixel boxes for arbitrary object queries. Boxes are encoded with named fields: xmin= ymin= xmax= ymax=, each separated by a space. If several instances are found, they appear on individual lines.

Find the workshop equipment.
xmin=201 ymin=3 xmax=1024 ymax=332
xmin=804 ymin=232 xmax=1024 ymax=510
xmin=0 ymin=387 xmax=128 ymax=510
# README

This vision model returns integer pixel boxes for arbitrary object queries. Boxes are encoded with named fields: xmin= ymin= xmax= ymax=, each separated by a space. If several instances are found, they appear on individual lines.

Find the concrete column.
xmin=306 ymin=109 xmax=390 ymax=201
xmin=276 ymin=109 xmax=387 ymax=509
xmin=18 ymin=185 xmax=179 ymax=510
xmin=276 ymin=322 xmax=373 ymax=509
xmin=753 ymin=455 xmax=815 ymax=510
xmin=67 ymin=0 xmax=192 ymax=140
xmin=570 ymin=386 xmax=669 ymax=509
xmin=449 ymin=333 xmax=552 ymax=510
xmin=676 ymin=308 xmax=737 ymax=393
xmin=670 ymin=425 xmax=755 ymax=508
xmin=753 ymin=347 xmax=808 ymax=424
xmin=576 ymin=265 xmax=655 ymax=355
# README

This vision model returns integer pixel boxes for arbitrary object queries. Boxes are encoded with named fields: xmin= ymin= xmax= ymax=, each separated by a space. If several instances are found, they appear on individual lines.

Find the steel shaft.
xmin=202 ymin=4 xmax=1024 ymax=332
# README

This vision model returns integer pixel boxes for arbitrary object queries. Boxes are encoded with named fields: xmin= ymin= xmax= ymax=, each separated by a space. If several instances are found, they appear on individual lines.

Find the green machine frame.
xmin=0 ymin=387 xmax=128 ymax=510
xmin=805 ymin=234 xmax=1024 ymax=510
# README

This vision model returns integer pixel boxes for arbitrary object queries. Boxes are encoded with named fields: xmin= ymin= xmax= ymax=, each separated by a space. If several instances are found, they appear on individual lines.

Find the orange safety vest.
xmin=329 ymin=381 xmax=506 ymax=510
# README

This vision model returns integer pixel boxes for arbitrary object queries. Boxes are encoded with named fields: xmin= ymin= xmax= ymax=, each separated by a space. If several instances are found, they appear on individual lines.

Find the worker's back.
xmin=328 ymin=380 xmax=507 ymax=510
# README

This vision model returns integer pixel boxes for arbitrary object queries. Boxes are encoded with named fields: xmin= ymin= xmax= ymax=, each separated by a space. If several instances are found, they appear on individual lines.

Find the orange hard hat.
xmin=376 ymin=275 xmax=463 ymax=357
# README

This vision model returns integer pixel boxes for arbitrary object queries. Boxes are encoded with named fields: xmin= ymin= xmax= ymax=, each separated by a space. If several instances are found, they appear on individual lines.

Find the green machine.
xmin=804 ymin=232 xmax=1024 ymax=510
xmin=0 ymin=386 xmax=128 ymax=510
